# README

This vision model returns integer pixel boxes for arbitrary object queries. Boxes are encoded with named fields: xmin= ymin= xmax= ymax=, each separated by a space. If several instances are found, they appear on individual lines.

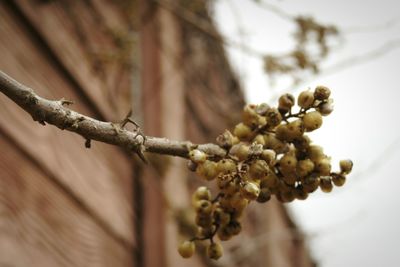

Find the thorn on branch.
xmin=59 ymin=98 xmax=74 ymax=106
xmin=85 ymin=139 xmax=91 ymax=148
xmin=31 ymin=109 xmax=46 ymax=125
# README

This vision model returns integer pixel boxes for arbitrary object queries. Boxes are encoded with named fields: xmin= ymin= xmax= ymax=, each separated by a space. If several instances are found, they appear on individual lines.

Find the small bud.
xmin=256 ymin=187 xmax=272 ymax=203
xmin=279 ymin=153 xmax=298 ymax=173
xmin=192 ymin=186 xmax=211 ymax=203
xmin=303 ymin=111 xmax=323 ymax=131
xmin=216 ymin=159 xmax=236 ymax=174
xmin=261 ymin=149 xmax=276 ymax=166
xmin=189 ymin=149 xmax=207 ymax=163
xmin=260 ymin=172 xmax=279 ymax=188
xmin=297 ymin=159 xmax=315 ymax=177
xmin=249 ymin=160 xmax=269 ymax=179
xmin=225 ymin=220 xmax=242 ymax=236
xmin=216 ymin=130 xmax=235 ymax=148
xmin=255 ymin=103 xmax=270 ymax=115
xmin=178 ymin=240 xmax=195 ymax=258
xmin=217 ymin=227 xmax=233 ymax=241
xmin=254 ymin=134 xmax=266 ymax=145
xmin=194 ymin=199 xmax=213 ymax=215
xmin=229 ymin=143 xmax=250 ymax=161
xmin=265 ymin=107 xmax=282 ymax=127
xmin=241 ymin=182 xmax=260 ymax=200
xmin=196 ymin=160 xmax=218 ymax=181
xmin=207 ymin=242 xmax=224 ymax=260
xmin=332 ymin=172 xmax=346 ymax=187
xmin=308 ymin=145 xmax=325 ymax=162
xmin=298 ymin=90 xmax=315 ymax=108
xmin=315 ymin=157 xmax=331 ymax=176
xmin=242 ymin=104 xmax=260 ymax=127
xmin=294 ymin=185 xmax=309 ymax=200
xmin=340 ymin=159 xmax=353 ymax=174
xmin=320 ymin=177 xmax=333 ymax=193
xmin=233 ymin=122 xmax=253 ymax=140
xmin=278 ymin=93 xmax=295 ymax=113
xmin=314 ymin=85 xmax=331 ymax=100
xmin=286 ymin=119 xmax=305 ymax=140
xmin=318 ymin=99 xmax=334 ymax=116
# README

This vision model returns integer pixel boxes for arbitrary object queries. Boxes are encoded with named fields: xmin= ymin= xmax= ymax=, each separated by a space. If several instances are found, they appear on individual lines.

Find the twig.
xmin=0 ymin=71 xmax=226 ymax=160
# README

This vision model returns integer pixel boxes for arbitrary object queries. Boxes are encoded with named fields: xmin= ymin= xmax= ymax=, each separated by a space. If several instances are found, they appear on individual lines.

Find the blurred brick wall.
xmin=0 ymin=0 xmax=315 ymax=267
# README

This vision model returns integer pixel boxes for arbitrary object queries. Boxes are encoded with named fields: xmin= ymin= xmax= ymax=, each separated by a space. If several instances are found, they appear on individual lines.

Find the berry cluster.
xmin=178 ymin=86 xmax=352 ymax=260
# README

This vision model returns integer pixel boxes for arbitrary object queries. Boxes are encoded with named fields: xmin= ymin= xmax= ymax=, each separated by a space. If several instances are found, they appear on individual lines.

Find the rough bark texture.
xmin=0 ymin=70 xmax=227 ymax=160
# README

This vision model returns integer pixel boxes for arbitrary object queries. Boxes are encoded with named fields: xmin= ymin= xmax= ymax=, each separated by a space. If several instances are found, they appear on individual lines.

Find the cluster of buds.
xmin=178 ymin=86 xmax=353 ymax=260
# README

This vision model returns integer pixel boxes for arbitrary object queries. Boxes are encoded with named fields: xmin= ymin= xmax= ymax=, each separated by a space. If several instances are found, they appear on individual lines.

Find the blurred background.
xmin=215 ymin=0 xmax=400 ymax=266
xmin=0 ymin=0 xmax=399 ymax=267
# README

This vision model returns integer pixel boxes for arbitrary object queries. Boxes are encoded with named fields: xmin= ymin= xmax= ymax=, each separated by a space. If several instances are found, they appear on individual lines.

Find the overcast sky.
xmin=214 ymin=0 xmax=400 ymax=266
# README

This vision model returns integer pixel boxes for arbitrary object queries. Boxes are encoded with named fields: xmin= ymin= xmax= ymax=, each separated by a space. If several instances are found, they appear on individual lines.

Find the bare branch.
xmin=0 ymin=71 xmax=226 ymax=160
xmin=342 ymin=17 xmax=400 ymax=34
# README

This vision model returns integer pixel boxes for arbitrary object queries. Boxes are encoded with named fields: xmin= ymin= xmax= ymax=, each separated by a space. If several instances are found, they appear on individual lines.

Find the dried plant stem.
xmin=0 ymin=71 xmax=226 ymax=160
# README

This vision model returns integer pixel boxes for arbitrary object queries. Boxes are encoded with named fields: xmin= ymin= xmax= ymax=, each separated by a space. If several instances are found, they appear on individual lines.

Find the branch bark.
xmin=0 ymin=71 xmax=226 ymax=160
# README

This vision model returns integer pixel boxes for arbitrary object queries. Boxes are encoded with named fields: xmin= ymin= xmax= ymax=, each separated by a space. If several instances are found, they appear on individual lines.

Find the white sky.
xmin=214 ymin=0 xmax=400 ymax=266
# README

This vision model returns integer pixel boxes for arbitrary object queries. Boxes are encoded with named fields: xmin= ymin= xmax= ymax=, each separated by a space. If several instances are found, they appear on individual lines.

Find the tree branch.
xmin=0 ymin=71 xmax=226 ymax=160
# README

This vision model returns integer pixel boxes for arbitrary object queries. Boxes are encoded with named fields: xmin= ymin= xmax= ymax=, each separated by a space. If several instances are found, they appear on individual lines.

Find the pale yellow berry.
xmin=178 ymin=240 xmax=195 ymax=258
xmin=255 ymin=103 xmax=270 ymax=115
xmin=297 ymin=159 xmax=315 ymax=177
xmin=279 ymin=93 xmax=295 ymax=112
xmin=261 ymin=149 xmax=276 ymax=166
xmin=254 ymin=134 xmax=266 ymax=145
xmin=315 ymin=157 xmax=331 ymax=176
xmin=314 ymin=85 xmax=331 ymax=100
xmin=286 ymin=119 xmax=305 ymax=140
xmin=230 ymin=192 xmax=249 ymax=211
xmin=225 ymin=220 xmax=242 ymax=236
xmin=242 ymin=104 xmax=259 ymax=127
xmin=189 ymin=149 xmax=207 ymax=163
xmin=260 ymin=172 xmax=279 ymax=188
xmin=241 ymin=182 xmax=260 ymax=201
xmin=194 ymin=199 xmax=213 ymax=215
xmin=340 ymin=159 xmax=353 ymax=174
xmin=303 ymin=111 xmax=323 ymax=131
xmin=196 ymin=160 xmax=218 ymax=181
xmin=275 ymin=124 xmax=291 ymax=141
xmin=207 ymin=242 xmax=224 ymax=260
xmin=298 ymin=90 xmax=314 ymax=108
xmin=249 ymin=160 xmax=269 ymax=179
xmin=264 ymin=133 xmax=289 ymax=154
xmin=318 ymin=99 xmax=334 ymax=116
xmin=302 ymin=175 xmax=320 ymax=193
xmin=216 ymin=159 xmax=236 ymax=174
xmin=279 ymin=153 xmax=297 ymax=173
xmin=229 ymin=143 xmax=250 ymax=161
xmin=265 ymin=107 xmax=282 ymax=126
xmin=320 ymin=177 xmax=333 ymax=193
xmin=294 ymin=185 xmax=309 ymax=200
xmin=217 ymin=227 xmax=233 ymax=241
xmin=257 ymin=187 xmax=272 ymax=203
xmin=332 ymin=173 xmax=346 ymax=187
xmin=233 ymin=122 xmax=253 ymax=140
xmin=216 ymin=130 xmax=235 ymax=148
xmin=192 ymin=186 xmax=211 ymax=204
xmin=308 ymin=145 xmax=325 ymax=162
